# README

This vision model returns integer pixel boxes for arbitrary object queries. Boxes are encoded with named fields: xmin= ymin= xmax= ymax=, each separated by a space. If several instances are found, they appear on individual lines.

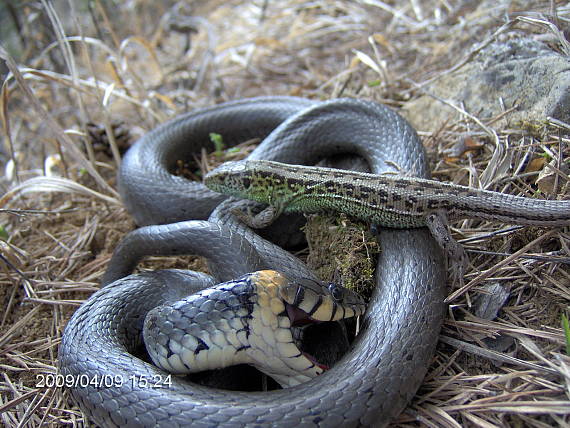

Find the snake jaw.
xmin=283 ymin=303 xmax=330 ymax=371
xmin=285 ymin=302 xmax=315 ymax=326
xmin=303 ymin=352 xmax=329 ymax=371
xmin=248 ymin=270 xmax=366 ymax=383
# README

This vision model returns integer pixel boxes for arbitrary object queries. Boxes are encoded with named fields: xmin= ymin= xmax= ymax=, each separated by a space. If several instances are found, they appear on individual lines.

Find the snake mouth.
xmin=284 ymin=302 xmax=329 ymax=370
xmin=303 ymin=351 xmax=329 ymax=371
xmin=284 ymin=302 xmax=348 ymax=371
xmin=285 ymin=302 xmax=319 ymax=326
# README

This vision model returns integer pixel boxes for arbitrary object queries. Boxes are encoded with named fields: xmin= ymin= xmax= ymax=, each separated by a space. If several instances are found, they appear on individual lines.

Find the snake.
xmin=58 ymin=97 xmax=447 ymax=427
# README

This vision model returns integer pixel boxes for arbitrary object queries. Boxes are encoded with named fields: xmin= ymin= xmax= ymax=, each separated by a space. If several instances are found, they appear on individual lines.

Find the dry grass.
xmin=1 ymin=0 xmax=569 ymax=426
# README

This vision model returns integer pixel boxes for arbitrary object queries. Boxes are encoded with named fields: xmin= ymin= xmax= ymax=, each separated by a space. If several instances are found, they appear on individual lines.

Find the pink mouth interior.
xmin=285 ymin=303 xmax=329 ymax=371
xmin=285 ymin=303 xmax=314 ymax=326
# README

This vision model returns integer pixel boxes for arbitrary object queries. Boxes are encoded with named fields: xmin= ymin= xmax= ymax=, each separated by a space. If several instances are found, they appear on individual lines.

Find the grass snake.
xmin=58 ymin=97 xmax=447 ymax=427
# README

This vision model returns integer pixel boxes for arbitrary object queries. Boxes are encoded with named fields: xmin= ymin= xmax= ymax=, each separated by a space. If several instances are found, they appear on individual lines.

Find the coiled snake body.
xmin=59 ymin=97 xmax=447 ymax=427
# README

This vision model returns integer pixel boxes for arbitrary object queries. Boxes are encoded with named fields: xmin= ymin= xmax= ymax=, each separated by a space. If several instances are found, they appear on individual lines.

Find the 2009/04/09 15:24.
xmin=36 ymin=373 xmax=173 ymax=389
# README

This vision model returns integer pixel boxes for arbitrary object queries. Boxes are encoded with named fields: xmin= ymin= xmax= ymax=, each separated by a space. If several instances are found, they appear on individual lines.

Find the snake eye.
xmin=328 ymin=283 xmax=344 ymax=302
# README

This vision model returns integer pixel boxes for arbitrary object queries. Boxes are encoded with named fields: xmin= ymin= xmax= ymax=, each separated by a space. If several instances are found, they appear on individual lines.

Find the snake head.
xmin=249 ymin=270 xmax=366 ymax=325
xmin=144 ymin=270 xmax=367 ymax=389
xmin=247 ymin=270 xmax=366 ymax=386
xmin=273 ymin=273 xmax=367 ymax=323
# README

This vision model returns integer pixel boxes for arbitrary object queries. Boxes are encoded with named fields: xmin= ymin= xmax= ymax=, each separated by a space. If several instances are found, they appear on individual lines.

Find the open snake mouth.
xmin=285 ymin=301 xmax=318 ymax=326
xmin=303 ymin=351 xmax=328 ymax=370
xmin=284 ymin=302 xmax=353 ymax=371
xmin=284 ymin=302 xmax=329 ymax=370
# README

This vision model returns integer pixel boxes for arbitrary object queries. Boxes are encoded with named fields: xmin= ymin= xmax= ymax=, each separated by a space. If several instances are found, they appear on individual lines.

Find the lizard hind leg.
xmin=425 ymin=211 xmax=468 ymax=286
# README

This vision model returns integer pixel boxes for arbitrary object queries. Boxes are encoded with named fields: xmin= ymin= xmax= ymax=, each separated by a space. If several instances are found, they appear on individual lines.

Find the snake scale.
xmin=59 ymin=97 xmax=447 ymax=427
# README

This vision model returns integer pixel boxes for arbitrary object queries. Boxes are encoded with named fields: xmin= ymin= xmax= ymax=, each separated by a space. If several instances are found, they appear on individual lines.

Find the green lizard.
xmin=204 ymin=159 xmax=570 ymax=281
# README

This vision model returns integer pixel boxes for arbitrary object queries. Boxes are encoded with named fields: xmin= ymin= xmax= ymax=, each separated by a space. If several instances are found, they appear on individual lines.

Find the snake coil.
xmin=59 ymin=97 xmax=446 ymax=427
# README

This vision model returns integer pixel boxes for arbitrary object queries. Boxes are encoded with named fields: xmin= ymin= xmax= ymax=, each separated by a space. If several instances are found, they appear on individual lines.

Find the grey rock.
xmin=402 ymin=38 xmax=570 ymax=131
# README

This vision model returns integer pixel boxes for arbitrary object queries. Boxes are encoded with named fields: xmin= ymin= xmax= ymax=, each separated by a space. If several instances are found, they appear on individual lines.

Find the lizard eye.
xmin=328 ymin=282 xmax=344 ymax=302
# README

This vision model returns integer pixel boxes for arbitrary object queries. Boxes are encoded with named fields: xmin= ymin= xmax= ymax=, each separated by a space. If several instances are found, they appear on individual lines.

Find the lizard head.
xmin=204 ymin=160 xmax=266 ymax=201
xmin=205 ymin=160 xmax=305 ymax=205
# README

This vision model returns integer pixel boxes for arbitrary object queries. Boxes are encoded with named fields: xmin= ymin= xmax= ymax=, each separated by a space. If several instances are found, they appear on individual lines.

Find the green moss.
xmin=303 ymin=213 xmax=379 ymax=299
